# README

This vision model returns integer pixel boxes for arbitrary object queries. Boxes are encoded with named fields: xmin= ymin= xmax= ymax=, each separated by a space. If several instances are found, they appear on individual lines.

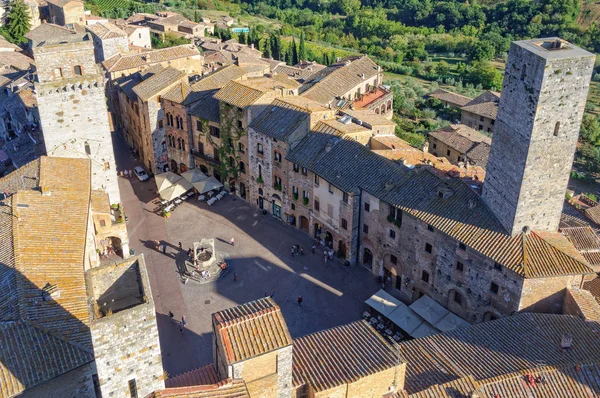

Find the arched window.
xmin=258 ymin=188 xmax=263 ymax=195
xmin=520 ymin=64 xmax=526 ymax=81
xmin=84 ymin=141 xmax=91 ymax=155
xmin=74 ymin=65 xmax=82 ymax=76
xmin=177 ymin=138 xmax=182 ymax=150
xmin=375 ymin=108 xmax=380 ymax=114
xmin=258 ymin=164 xmax=262 ymax=178
xmin=229 ymin=156 xmax=234 ymax=167
xmin=181 ymin=139 xmax=185 ymax=151
xmin=239 ymin=161 xmax=246 ymax=173
xmin=554 ymin=121 xmax=560 ymax=137
xmin=162 ymin=141 xmax=166 ymax=150
xmin=238 ymin=142 xmax=245 ymax=153
xmin=100 ymin=219 xmax=106 ymax=227
xmin=380 ymin=104 xmax=385 ymax=114
xmin=166 ymin=113 xmax=172 ymax=126
xmin=387 ymin=100 xmax=392 ymax=110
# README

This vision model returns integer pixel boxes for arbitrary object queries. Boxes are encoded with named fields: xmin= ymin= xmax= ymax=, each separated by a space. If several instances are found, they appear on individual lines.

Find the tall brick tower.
xmin=33 ymin=32 xmax=121 ymax=204
xmin=482 ymin=38 xmax=595 ymax=236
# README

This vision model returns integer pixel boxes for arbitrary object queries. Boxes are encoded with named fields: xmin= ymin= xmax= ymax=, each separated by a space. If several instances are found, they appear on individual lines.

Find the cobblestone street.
xmin=113 ymin=136 xmax=379 ymax=378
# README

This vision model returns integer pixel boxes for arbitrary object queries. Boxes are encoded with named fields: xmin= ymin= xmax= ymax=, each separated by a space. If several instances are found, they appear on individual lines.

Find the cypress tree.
xmin=271 ymin=35 xmax=281 ymax=60
xmin=285 ymin=44 xmax=293 ymax=65
xmin=5 ymin=0 xmax=31 ymax=44
xmin=263 ymin=35 xmax=272 ymax=58
xmin=298 ymin=32 xmax=307 ymax=62
xmin=290 ymin=37 xmax=298 ymax=66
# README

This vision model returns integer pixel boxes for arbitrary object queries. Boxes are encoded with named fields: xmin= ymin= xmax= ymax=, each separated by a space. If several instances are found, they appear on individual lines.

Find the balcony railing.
xmin=191 ymin=149 xmax=220 ymax=165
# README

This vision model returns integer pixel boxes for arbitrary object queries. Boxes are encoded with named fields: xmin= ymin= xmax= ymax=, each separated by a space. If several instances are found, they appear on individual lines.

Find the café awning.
xmin=158 ymin=179 xmax=194 ymax=201
xmin=155 ymin=171 xmax=182 ymax=192
xmin=365 ymin=289 xmax=402 ymax=317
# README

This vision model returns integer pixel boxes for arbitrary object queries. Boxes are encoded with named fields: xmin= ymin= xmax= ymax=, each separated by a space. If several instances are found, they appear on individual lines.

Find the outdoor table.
xmin=198 ymin=195 xmax=206 ymax=201
xmin=362 ymin=311 xmax=371 ymax=319
xmin=164 ymin=204 xmax=174 ymax=212
xmin=174 ymin=198 xmax=182 ymax=204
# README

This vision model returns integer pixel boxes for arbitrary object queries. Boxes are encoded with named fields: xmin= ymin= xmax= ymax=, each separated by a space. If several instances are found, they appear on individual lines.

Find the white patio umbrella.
xmin=181 ymin=169 xmax=208 ymax=184
xmin=193 ymin=177 xmax=223 ymax=194
xmin=155 ymin=171 xmax=183 ymax=192
xmin=158 ymin=179 xmax=194 ymax=201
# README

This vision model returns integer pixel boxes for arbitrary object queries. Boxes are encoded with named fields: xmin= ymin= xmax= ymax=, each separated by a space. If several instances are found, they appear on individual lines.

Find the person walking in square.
xmin=182 ymin=315 xmax=187 ymax=328
xmin=230 ymin=237 xmax=235 ymax=246
xmin=178 ymin=242 xmax=183 ymax=250
xmin=297 ymin=296 xmax=303 ymax=307
xmin=162 ymin=242 xmax=167 ymax=254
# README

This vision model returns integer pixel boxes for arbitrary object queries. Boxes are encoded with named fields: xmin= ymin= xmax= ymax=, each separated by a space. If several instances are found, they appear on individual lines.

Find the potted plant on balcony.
xmin=293 ymin=192 xmax=299 ymax=201
xmin=162 ymin=210 xmax=171 ymax=218
xmin=303 ymin=197 xmax=309 ymax=206
xmin=257 ymin=175 xmax=264 ymax=184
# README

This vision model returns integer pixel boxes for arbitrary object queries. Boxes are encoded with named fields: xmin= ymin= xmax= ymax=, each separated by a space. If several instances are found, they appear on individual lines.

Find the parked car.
xmin=134 ymin=166 xmax=149 ymax=182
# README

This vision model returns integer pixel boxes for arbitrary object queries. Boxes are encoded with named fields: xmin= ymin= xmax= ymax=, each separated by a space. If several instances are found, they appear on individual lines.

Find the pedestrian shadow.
xmin=215 ymin=237 xmax=231 ymax=245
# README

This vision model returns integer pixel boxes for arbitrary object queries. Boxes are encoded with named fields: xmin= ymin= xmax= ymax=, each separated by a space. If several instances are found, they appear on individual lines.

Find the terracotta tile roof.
xmin=407 ymin=375 xmax=479 ymax=398
xmin=195 ymin=65 xmax=247 ymax=88
xmin=583 ymin=276 xmax=600 ymax=305
xmin=477 ymin=363 xmax=600 ymax=398
xmin=273 ymin=64 xmax=320 ymax=82
xmin=560 ymin=226 xmax=600 ymax=252
xmin=188 ymin=91 xmax=221 ymax=123
xmin=377 ymin=168 xmax=592 ymax=278
xmin=166 ymin=364 xmax=219 ymax=388
xmin=46 ymin=0 xmax=81 ymax=7
xmin=133 ymin=67 xmax=185 ymax=101
xmin=86 ymin=22 xmax=127 ymax=39
xmin=301 ymin=55 xmax=380 ymax=105
xmin=398 ymin=313 xmax=600 ymax=395
xmin=292 ymin=320 xmax=399 ymax=392
xmin=427 ymin=89 xmax=472 ymax=107
xmin=162 ymin=81 xmax=192 ymax=103
xmin=339 ymin=109 xmax=396 ymax=128
xmin=429 ymin=124 xmax=491 ymax=154
xmin=585 ymin=204 xmax=600 ymax=227
xmin=0 ymin=157 xmax=96 ymax=396
xmin=249 ymin=98 xmax=314 ymax=141
xmin=566 ymin=288 xmax=600 ymax=321
xmin=102 ymin=44 xmax=200 ymax=72
xmin=460 ymin=91 xmax=500 ymax=120
xmin=0 ymin=320 xmax=94 ymax=397
xmin=214 ymin=76 xmax=298 ymax=108
xmin=150 ymin=379 xmax=250 ymax=398
xmin=25 ymin=23 xmax=80 ymax=45
xmin=212 ymin=297 xmax=292 ymax=364
xmin=0 ymin=51 xmax=34 ymax=71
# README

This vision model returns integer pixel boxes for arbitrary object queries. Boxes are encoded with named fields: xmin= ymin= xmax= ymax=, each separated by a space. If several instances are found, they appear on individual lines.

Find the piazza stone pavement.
xmin=114 ymin=137 xmax=380 ymax=378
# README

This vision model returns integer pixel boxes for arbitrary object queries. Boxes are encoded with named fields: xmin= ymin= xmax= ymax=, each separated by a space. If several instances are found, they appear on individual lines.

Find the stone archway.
xmin=324 ymin=231 xmax=333 ymax=248
xmin=338 ymin=240 xmax=347 ymax=259
xmin=299 ymin=216 xmax=309 ymax=233
xmin=103 ymin=236 xmax=123 ymax=258
xmin=362 ymin=248 xmax=373 ymax=269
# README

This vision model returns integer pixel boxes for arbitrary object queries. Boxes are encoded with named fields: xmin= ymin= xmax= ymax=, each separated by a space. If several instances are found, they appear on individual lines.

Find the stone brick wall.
xmin=428 ymin=136 xmax=464 ymax=164
xmin=164 ymin=100 xmax=193 ymax=172
xmin=191 ymin=116 xmax=223 ymax=179
xmin=88 ymin=256 xmax=165 ymax=398
xmin=218 ymin=102 xmax=249 ymax=191
xmin=461 ymin=111 xmax=494 ymax=134
xmin=345 ymin=365 xmax=402 ymax=398
xmin=21 ymin=364 xmax=96 ymax=398
xmin=483 ymin=40 xmax=596 ymax=236
xmin=519 ymin=274 xmax=583 ymax=314
xmin=36 ymin=72 xmax=120 ymax=204
xmin=47 ymin=1 xmax=84 ymax=26
xmin=359 ymin=192 xmax=523 ymax=323
xmin=146 ymin=98 xmax=168 ymax=173
xmin=33 ymin=39 xmax=97 ymax=83
xmin=93 ymin=35 xmax=129 ymax=63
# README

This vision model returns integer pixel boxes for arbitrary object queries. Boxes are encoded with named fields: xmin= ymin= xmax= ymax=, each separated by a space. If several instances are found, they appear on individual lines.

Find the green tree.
xmin=298 ymin=32 xmax=307 ymax=62
xmin=271 ymin=34 xmax=282 ymax=60
xmin=285 ymin=42 xmax=294 ymax=65
xmin=238 ymin=32 xmax=247 ymax=44
xmin=467 ymin=40 xmax=495 ymax=62
xmin=4 ymin=0 xmax=31 ymax=44
xmin=290 ymin=37 xmax=298 ymax=65
xmin=435 ymin=60 xmax=450 ymax=76
xmin=263 ymin=35 xmax=272 ymax=58
xmin=462 ymin=61 xmax=503 ymax=90
xmin=581 ymin=115 xmax=600 ymax=146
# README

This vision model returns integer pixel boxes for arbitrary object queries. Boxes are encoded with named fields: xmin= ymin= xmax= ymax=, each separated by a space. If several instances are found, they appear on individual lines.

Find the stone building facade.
xmin=33 ymin=33 xmax=121 ymax=204
xmin=46 ymin=0 xmax=85 ymax=26
xmin=87 ymin=256 xmax=165 ymax=398
xmin=86 ymin=22 xmax=129 ymax=63
xmin=483 ymin=38 xmax=596 ymax=236
xmin=212 ymin=298 xmax=293 ymax=398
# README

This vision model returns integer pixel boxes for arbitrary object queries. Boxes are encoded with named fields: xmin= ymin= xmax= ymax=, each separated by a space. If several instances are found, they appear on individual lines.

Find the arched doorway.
xmin=272 ymin=194 xmax=282 ymax=219
xmin=199 ymin=165 xmax=208 ymax=174
xmin=170 ymin=160 xmax=178 ymax=173
xmin=299 ymin=216 xmax=309 ymax=233
xmin=180 ymin=163 xmax=188 ymax=172
xmin=324 ymin=231 xmax=333 ymax=248
xmin=362 ymin=248 xmax=373 ymax=269
xmin=239 ymin=182 xmax=246 ymax=199
xmin=338 ymin=240 xmax=347 ymax=259
xmin=103 ymin=237 xmax=123 ymax=258
xmin=314 ymin=223 xmax=322 ymax=239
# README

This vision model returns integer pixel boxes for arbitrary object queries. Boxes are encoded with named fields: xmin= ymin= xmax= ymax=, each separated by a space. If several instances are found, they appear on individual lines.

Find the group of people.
xmin=121 ymin=169 xmax=134 ymax=178
xmin=98 ymin=245 xmax=116 ymax=259
xmin=291 ymin=244 xmax=305 ymax=257
xmin=169 ymin=311 xmax=187 ymax=333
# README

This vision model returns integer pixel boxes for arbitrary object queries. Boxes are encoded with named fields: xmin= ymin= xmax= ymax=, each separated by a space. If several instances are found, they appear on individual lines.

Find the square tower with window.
xmin=33 ymin=32 xmax=121 ymax=204
xmin=482 ymin=38 xmax=595 ymax=236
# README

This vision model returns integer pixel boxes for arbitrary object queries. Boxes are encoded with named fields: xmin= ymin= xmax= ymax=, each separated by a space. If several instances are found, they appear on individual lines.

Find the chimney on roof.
xmin=250 ymin=43 xmax=254 ymax=49
xmin=522 ymin=225 xmax=531 ymax=235
xmin=468 ymin=199 xmax=476 ymax=209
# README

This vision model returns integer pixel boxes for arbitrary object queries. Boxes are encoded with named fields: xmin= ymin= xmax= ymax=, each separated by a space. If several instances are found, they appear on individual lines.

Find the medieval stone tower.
xmin=482 ymin=38 xmax=595 ymax=236
xmin=33 ymin=32 xmax=121 ymax=204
